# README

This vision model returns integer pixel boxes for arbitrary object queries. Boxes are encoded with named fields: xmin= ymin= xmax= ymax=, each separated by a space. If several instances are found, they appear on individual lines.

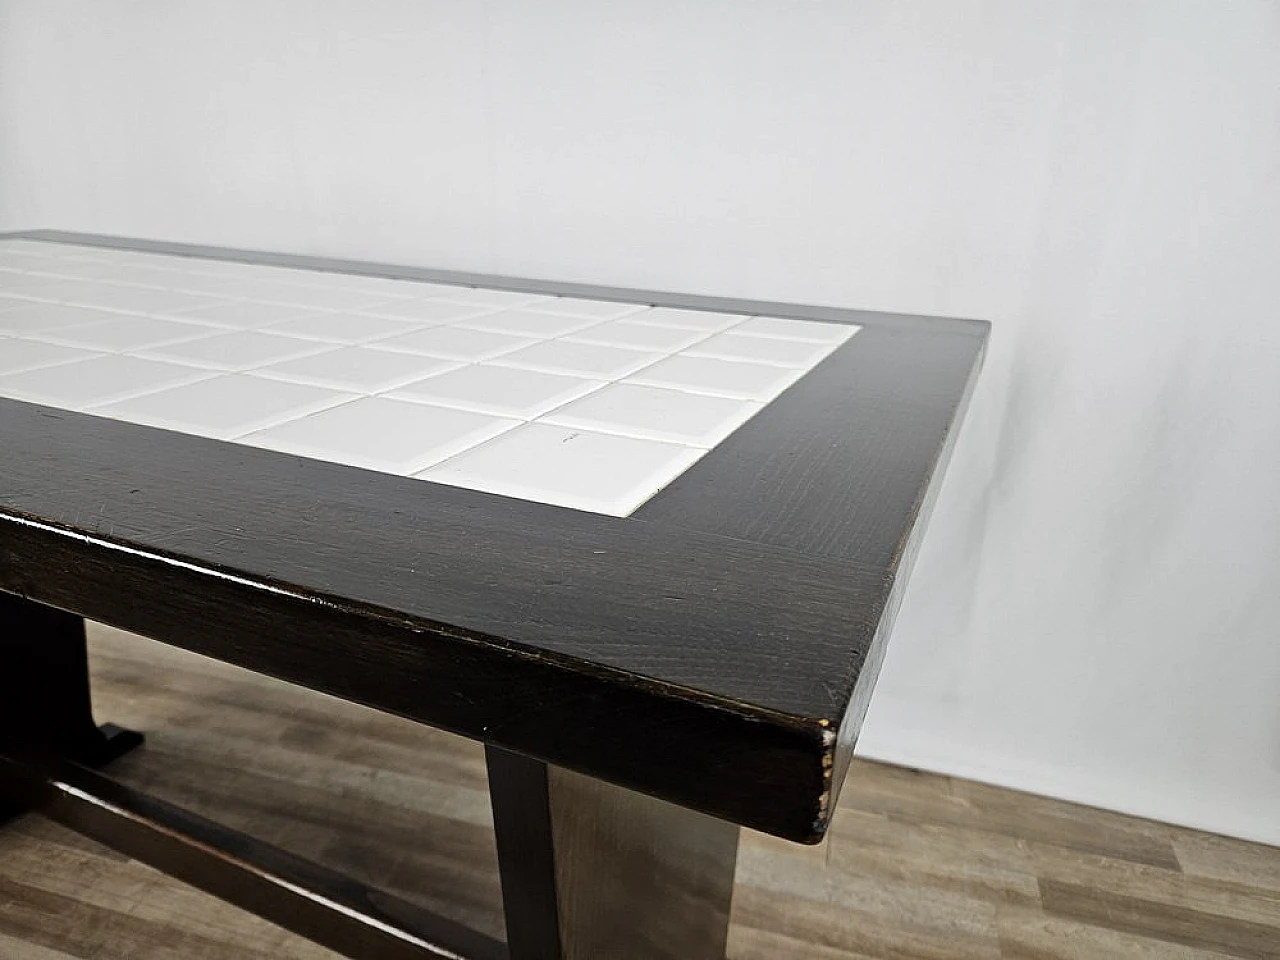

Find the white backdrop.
xmin=2 ymin=1 xmax=1278 ymax=845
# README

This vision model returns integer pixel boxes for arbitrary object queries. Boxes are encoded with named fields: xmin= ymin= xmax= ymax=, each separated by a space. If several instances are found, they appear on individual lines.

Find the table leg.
xmin=0 ymin=593 xmax=142 ymax=820
xmin=486 ymin=747 xmax=739 ymax=960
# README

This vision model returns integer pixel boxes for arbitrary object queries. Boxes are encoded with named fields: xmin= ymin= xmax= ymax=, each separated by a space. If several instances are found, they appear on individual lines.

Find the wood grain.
xmin=486 ymin=748 xmax=738 ymax=960
xmin=637 ymin=326 xmax=985 ymax=567
xmin=0 ymin=397 xmax=870 ymax=841
xmin=540 ymin=763 xmax=737 ymax=959
xmin=1 ymin=754 xmax=506 ymax=960
xmin=2 ymin=625 xmax=1276 ymax=959
xmin=0 ymin=229 xmax=987 ymax=843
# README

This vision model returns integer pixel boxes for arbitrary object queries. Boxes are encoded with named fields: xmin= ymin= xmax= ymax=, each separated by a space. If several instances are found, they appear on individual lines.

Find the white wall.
xmin=3 ymin=0 xmax=1279 ymax=844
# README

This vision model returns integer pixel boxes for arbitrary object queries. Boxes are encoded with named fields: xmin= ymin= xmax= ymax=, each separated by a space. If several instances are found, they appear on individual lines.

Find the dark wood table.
xmin=0 ymin=231 xmax=986 ymax=959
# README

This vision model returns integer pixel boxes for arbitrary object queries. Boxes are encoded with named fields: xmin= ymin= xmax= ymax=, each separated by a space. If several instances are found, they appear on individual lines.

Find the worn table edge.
xmin=0 ymin=230 xmax=990 ymax=841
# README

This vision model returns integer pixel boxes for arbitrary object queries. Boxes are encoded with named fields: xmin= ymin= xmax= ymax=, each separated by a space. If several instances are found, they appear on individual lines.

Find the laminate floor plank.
xmin=1175 ymin=832 xmax=1280 ymax=897
xmin=730 ymin=885 xmax=1002 ymax=960
xmin=842 ymin=766 xmax=1181 ymax=870
xmin=806 ymin=809 xmax=1043 ymax=908
xmin=995 ymin=906 xmax=1241 ymax=960
xmin=0 ymin=624 xmax=1277 ymax=960
xmin=1038 ymin=879 xmax=1279 ymax=960
xmin=0 ymin=932 xmax=84 ymax=960
xmin=1025 ymin=846 xmax=1280 ymax=928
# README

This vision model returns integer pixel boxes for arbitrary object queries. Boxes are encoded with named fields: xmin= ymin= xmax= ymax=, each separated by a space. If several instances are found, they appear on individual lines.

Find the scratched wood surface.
xmin=2 ymin=230 xmax=988 ymax=846
xmin=1 ymin=624 xmax=1277 ymax=960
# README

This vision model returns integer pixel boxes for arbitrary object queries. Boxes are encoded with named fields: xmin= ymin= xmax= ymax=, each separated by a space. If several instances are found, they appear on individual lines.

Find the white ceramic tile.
xmin=624 ymin=307 xmax=747 ymax=332
xmin=40 ymin=246 xmax=134 ymax=264
xmin=141 ymin=331 xmax=330 ymax=370
xmin=131 ymin=253 xmax=206 ymax=269
xmin=106 ymin=254 xmax=189 ymax=269
xmin=544 ymin=383 xmax=762 ymax=447
xmin=209 ymin=279 xmax=403 ymax=312
xmin=83 ymin=261 xmax=179 ymax=280
xmin=432 ymin=288 xmax=553 ymax=310
xmin=251 ymin=268 xmax=422 ymax=294
xmin=59 ymin=248 xmax=151 ymax=264
xmin=684 ymin=331 xmax=841 ymax=368
xmin=0 ymin=239 xmax=862 ymax=519
xmin=89 ymin=264 xmax=191 ymax=288
xmin=493 ymin=340 xmax=662 ymax=379
xmin=35 ymin=277 xmax=124 ymax=301
xmin=8 ymin=277 xmax=113 ymax=304
xmin=242 ymin=397 xmax=518 ymax=475
xmin=0 ymin=274 xmax=82 ymax=301
xmin=455 ymin=309 xmax=601 ymax=339
xmin=91 ymin=374 xmax=355 ymax=440
xmin=59 ymin=284 xmax=235 ymax=317
xmin=733 ymin=317 xmax=858 ymax=344
xmin=42 ymin=317 xmax=223 ymax=352
xmin=243 ymin=268 xmax=359 ymax=289
xmin=357 ymin=299 xmax=497 ymax=325
xmin=328 ymin=276 xmax=474 ymax=298
xmin=0 ymin=303 xmax=132 ymax=337
xmin=0 ymin=338 xmax=103 ymax=375
xmin=176 ymin=301 xmax=332 ymax=329
xmin=373 ymin=326 xmax=535 ymax=362
xmin=13 ymin=261 xmax=112 ymax=281
xmin=0 ymin=354 xmax=211 ymax=409
xmin=626 ymin=354 xmax=804 ymax=400
xmin=254 ymin=346 xmax=459 ymax=392
xmin=15 ymin=267 xmax=94 ymax=283
xmin=0 ymin=251 xmax=44 ymax=266
xmin=420 ymin=423 xmax=702 ymax=517
xmin=266 ymin=312 xmax=421 ymax=344
xmin=11 ymin=271 xmax=80 ymax=285
xmin=388 ymin=364 xmax=602 ymax=418
xmin=176 ymin=260 xmax=292 ymax=281
xmin=0 ymin=240 xmax=64 ymax=256
xmin=163 ymin=272 xmax=251 ymax=296
xmin=564 ymin=319 xmax=710 ymax=352
xmin=525 ymin=297 xmax=648 ymax=321
xmin=312 ymin=274 xmax=456 ymax=297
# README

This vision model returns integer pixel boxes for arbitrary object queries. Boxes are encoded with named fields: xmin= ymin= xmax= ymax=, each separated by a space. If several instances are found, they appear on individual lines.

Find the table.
xmin=0 ymin=231 xmax=986 ymax=959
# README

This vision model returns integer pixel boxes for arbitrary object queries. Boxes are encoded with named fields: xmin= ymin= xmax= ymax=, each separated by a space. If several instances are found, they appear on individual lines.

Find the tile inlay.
xmin=0 ymin=239 xmax=859 ymax=516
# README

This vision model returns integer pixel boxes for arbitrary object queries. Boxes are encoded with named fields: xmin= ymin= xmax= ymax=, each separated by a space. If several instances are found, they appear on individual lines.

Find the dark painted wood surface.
xmin=0 ymin=753 xmax=507 ymax=960
xmin=7 ymin=625 xmax=1277 ymax=960
xmin=487 ymin=748 xmax=739 ymax=960
xmin=2 ymin=398 xmax=849 ymax=839
xmin=486 ymin=750 xmax=564 ymax=958
xmin=636 ymin=326 xmax=985 ymax=566
xmin=636 ymin=325 xmax=987 ymax=820
xmin=0 ymin=593 xmax=144 ymax=825
xmin=1 ymin=593 xmax=104 ymax=756
xmin=0 ymin=231 xmax=988 ymax=843
xmin=0 ymin=400 xmax=888 ymax=720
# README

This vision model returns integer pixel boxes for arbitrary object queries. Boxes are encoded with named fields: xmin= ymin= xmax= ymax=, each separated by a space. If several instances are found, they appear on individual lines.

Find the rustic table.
xmin=0 ymin=231 xmax=986 ymax=960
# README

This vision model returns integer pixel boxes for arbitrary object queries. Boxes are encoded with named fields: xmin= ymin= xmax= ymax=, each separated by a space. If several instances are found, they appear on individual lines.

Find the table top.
xmin=0 ymin=238 xmax=858 ymax=517
xmin=0 ymin=230 xmax=987 ymax=842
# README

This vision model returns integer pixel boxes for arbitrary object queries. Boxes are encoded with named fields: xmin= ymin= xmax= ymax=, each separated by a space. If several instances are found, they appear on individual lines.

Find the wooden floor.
xmin=1 ymin=626 xmax=1278 ymax=960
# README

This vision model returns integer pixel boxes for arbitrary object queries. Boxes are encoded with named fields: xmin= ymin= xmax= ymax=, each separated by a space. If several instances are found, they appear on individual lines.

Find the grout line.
xmin=2 ymin=239 xmax=853 ymax=516
xmin=225 ymin=392 xmax=373 ymax=443
xmin=399 ymin=417 xmax=529 ymax=477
